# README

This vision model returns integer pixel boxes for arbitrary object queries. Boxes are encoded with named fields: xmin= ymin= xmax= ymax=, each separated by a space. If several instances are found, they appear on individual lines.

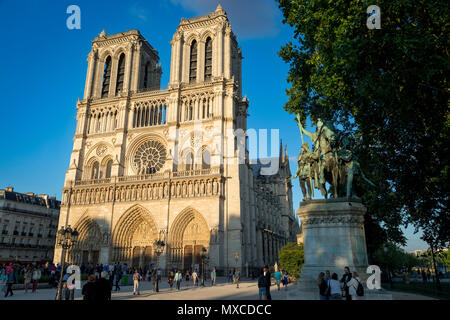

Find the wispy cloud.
xmin=129 ymin=2 xmax=148 ymax=22
xmin=169 ymin=0 xmax=281 ymax=39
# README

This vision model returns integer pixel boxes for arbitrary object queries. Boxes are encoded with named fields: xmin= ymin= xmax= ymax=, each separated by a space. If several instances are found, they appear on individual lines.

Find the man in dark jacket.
xmin=263 ymin=266 xmax=272 ymax=300
xmin=340 ymin=266 xmax=352 ymax=301
xmin=96 ymin=271 xmax=112 ymax=301
xmin=82 ymin=275 xmax=97 ymax=301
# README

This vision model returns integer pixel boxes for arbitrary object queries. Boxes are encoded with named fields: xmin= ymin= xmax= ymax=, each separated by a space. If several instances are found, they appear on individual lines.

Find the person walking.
xmin=24 ymin=267 xmax=32 ymax=293
xmin=328 ymin=273 xmax=342 ymax=300
xmin=228 ymin=270 xmax=233 ymax=283
xmin=0 ymin=269 xmax=6 ymax=296
xmin=191 ymin=270 xmax=198 ymax=287
xmin=32 ymin=266 xmax=41 ymax=293
xmin=132 ymin=269 xmax=143 ymax=295
xmin=317 ymin=272 xmax=328 ymax=300
xmin=211 ymin=268 xmax=216 ymax=286
xmin=4 ymin=264 xmax=17 ymax=297
xmin=233 ymin=268 xmax=240 ymax=288
xmin=340 ymin=266 xmax=352 ymax=301
xmin=114 ymin=271 xmax=121 ymax=291
xmin=185 ymin=270 xmax=190 ymax=287
xmin=347 ymin=272 xmax=363 ymax=300
xmin=257 ymin=268 xmax=267 ymax=300
xmin=82 ymin=275 xmax=97 ymax=301
xmin=274 ymin=269 xmax=282 ymax=291
xmin=421 ymin=269 xmax=427 ymax=283
xmin=168 ymin=270 xmax=175 ymax=290
xmin=282 ymin=271 xmax=289 ymax=290
xmin=175 ymin=270 xmax=183 ymax=290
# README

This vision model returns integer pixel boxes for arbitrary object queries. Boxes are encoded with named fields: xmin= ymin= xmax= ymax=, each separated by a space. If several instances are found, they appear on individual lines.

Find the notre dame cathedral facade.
xmin=54 ymin=5 xmax=299 ymax=274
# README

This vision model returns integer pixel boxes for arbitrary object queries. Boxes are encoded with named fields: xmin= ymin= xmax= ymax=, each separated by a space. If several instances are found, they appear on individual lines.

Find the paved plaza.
xmin=0 ymin=277 xmax=436 ymax=300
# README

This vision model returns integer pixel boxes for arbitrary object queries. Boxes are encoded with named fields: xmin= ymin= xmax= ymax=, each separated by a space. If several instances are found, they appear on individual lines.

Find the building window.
xmin=105 ymin=160 xmax=113 ymax=178
xmin=115 ymin=53 xmax=126 ymax=94
xmin=101 ymin=56 xmax=112 ymax=98
xmin=143 ymin=62 xmax=150 ymax=89
xmin=91 ymin=162 xmax=100 ymax=179
xmin=189 ymin=40 xmax=198 ymax=83
xmin=185 ymin=152 xmax=193 ymax=171
xmin=202 ymin=150 xmax=211 ymax=169
xmin=204 ymin=37 xmax=212 ymax=80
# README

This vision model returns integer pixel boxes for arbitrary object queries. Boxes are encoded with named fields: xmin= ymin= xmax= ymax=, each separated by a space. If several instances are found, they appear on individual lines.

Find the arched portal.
xmin=71 ymin=216 xmax=102 ymax=266
xmin=112 ymin=205 xmax=158 ymax=270
xmin=169 ymin=208 xmax=210 ymax=272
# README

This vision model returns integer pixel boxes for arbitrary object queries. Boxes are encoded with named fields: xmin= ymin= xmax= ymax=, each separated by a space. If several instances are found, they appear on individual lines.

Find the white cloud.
xmin=129 ymin=2 xmax=148 ymax=22
xmin=169 ymin=0 xmax=281 ymax=39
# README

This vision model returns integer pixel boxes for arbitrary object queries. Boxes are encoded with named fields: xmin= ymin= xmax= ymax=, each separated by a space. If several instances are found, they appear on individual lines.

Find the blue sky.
xmin=0 ymin=0 xmax=427 ymax=251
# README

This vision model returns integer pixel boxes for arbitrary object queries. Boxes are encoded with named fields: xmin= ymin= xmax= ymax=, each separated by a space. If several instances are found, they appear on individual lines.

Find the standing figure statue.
xmin=292 ymin=142 xmax=318 ymax=200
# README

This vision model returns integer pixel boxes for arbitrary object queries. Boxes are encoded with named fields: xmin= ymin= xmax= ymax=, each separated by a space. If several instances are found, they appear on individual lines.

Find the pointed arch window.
xmin=115 ymin=53 xmax=125 ymax=94
xmin=101 ymin=56 xmax=112 ymax=98
xmin=91 ymin=162 xmax=100 ymax=179
xmin=105 ymin=160 xmax=113 ymax=178
xmin=189 ymin=40 xmax=198 ymax=83
xmin=202 ymin=149 xmax=211 ymax=169
xmin=185 ymin=152 xmax=193 ymax=171
xmin=204 ymin=37 xmax=212 ymax=81
xmin=143 ymin=61 xmax=150 ymax=89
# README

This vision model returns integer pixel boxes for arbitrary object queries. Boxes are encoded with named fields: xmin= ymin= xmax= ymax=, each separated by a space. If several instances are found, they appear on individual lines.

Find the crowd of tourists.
xmin=1 ymin=261 xmax=64 ymax=297
xmin=317 ymin=266 xmax=364 ymax=300
xmin=256 ymin=266 xmax=290 ymax=300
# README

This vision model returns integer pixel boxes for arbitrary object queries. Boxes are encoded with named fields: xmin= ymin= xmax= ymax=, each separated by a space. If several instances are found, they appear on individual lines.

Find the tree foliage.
xmin=277 ymin=0 xmax=449 ymax=250
xmin=372 ymin=242 xmax=420 ymax=272
xmin=279 ymin=242 xmax=305 ymax=279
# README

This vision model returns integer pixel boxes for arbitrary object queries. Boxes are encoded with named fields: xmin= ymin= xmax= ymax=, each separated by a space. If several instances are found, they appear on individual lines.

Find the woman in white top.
xmin=347 ymin=272 xmax=362 ymax=300
xmin=328 ymin=273 xmax=342 ymax=300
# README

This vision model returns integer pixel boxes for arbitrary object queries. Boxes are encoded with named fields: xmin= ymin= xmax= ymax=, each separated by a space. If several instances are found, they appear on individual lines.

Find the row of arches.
xmin=90 ymin=159 xmax=113 ymax=180
xmin=132 ymin=101 xmax=167 ymax=128
xmin=68 ymin=205 xmax=211 ymax=271
xmin=87 ymin=109 xmax=118 ymax=134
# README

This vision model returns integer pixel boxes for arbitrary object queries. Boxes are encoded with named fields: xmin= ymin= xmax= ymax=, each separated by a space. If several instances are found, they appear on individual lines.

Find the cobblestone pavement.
xmin=0 ymin=277 xmax=437 ymax=300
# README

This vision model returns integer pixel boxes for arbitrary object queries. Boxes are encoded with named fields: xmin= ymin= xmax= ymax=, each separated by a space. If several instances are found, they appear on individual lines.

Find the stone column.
xmin=224 ymin=24 xmax=232 ymax=79
xmin=84 ymin=49 xmax=97 ymax=99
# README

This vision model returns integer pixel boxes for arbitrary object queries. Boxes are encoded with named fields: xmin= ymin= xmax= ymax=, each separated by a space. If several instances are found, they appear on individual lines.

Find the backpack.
xmin=356 ymin=280 xmax=364 ymax=296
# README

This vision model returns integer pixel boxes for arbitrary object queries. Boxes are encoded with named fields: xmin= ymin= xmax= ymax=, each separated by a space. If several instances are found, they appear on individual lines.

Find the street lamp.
xmin=153 ymin=239 xmax=165 ymax=293
xmin=201 ymin=247 xmax=209 ymax=287
xmin=55 ymin=225 xmax=78 ymax=300
xmin=234 ymin=251 xmax=239 ymax=270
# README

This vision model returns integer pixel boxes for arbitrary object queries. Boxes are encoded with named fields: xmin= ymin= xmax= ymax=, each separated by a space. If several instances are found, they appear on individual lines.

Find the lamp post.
xmin=55 ymin=225 xmax=78 ymax=300
xmin=201 ymin=247 xmax=208 ymax=287
xmin=153 ymin=239 xmax=165 ymax=293
xmin=234 ymin=251 xmax=239 ymax=270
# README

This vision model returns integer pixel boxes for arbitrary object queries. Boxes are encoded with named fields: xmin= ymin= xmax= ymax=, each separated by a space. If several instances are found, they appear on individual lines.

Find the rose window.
xmin=134 ymin=140 xmax=167 ymax=174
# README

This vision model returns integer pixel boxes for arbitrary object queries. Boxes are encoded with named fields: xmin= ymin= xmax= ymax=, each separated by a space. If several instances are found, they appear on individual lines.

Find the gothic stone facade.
xmin=54 ymin=5 xmax=298 ymax=274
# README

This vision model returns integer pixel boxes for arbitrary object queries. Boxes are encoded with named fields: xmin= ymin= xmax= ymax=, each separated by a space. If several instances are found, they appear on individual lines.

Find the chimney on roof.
xmin=5 ymin=187 xmax=13 ymax=192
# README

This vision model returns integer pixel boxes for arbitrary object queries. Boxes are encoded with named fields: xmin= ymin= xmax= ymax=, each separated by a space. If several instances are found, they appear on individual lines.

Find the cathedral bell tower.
xmin=168 ymin=4 xmax=243 ymax=97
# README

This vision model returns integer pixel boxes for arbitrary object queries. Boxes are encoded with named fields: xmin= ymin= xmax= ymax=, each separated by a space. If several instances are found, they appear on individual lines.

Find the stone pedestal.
xmin=296 ymin=198 xmax=369 ymax=299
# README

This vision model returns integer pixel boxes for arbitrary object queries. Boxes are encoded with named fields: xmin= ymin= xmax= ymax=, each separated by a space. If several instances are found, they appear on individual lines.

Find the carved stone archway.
xmin=71 ymin=216 xmax=103 ymax=265
xmin=169 ymin=207 xmax=210 ymax=271
xmin=112 ymin=205 xmax=158 ymax=269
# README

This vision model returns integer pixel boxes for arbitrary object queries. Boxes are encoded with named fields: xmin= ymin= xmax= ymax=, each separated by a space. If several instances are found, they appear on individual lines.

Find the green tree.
xmin=279 ymin=242 xmax=304 ymax=280
xmin=277 ymin=0 xmax=449 ymax=254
